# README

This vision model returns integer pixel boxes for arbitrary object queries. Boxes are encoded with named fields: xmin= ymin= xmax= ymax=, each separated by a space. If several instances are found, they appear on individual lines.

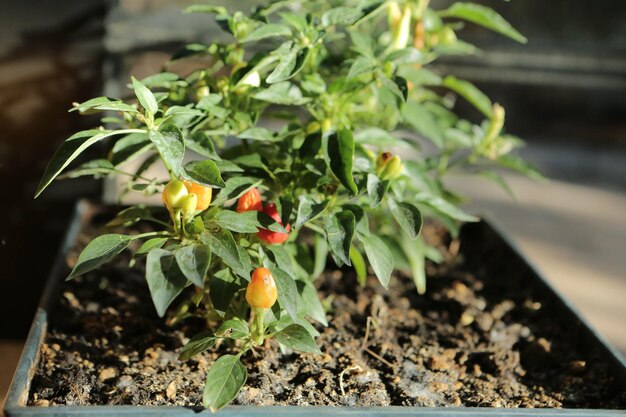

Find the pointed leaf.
xmin=367 ymin=174 xmax=389 ymax=208
xmin=323 ymin=129 xmax=358 ymax=195
xmin=35 ymin=129 xmax=134 ymax=198
xmin=148 ymin=124 xmax=184 ymax=176
xmin=276 ymin=324 xmax=321 ymax=353
xmin=174 ymin=244 xmax=211 ymax=287
xmin=414 ymin=193 xmax=478 ymax=222
xmin=179 ymin=331 xmax=216 ymax=360
xmin=359 ymin=233 xmax=393 ymax=288
xmin=324 ymin=211 xmax=356 ymax=266
xmin=441 ymin=2 xmax=527 ymax=44
xmin=131 ymin=76 xmax=158 ymax=115
xmin=241 ymin=23 xmax=291 ymax=42
xmin=145 ymin=249 xmax=187 ymax=317
xmin=183 ymin=159 xmax=225 ymax=188
xmin=442 ymin=76 xmax=493 ymax=118
xmin=388 ymin=199 xmax=423 ymax=239
xmin=295 ymin=197 xmax=329 ymax=229
xmin=67 ymin=234 xmax=132 ymax=280
xmin=203 ymin=355 xmax=247 ymax=412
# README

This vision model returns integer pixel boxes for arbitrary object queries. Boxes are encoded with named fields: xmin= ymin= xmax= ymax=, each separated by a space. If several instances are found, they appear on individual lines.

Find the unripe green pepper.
xmin=162 ymin=179 xmax=189 ymax=209
xmin=181 ymin=193 xmax=198 ymax=221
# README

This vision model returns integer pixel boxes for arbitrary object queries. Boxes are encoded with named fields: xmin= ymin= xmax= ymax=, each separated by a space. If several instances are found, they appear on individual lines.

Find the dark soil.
xmin=28 ymin=217 xmax=625 ymax=408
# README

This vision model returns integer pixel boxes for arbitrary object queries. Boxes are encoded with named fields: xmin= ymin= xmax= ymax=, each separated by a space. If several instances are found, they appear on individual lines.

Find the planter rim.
xmin=4 ymin=200 xmax=626 ymax=416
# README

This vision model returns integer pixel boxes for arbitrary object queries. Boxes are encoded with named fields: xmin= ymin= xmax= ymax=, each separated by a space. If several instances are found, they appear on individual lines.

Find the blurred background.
xmin=1 ymin=0 xmax=625 ymax=406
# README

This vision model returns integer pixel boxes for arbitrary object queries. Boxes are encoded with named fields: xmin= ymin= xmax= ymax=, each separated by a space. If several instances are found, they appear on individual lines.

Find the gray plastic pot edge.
xmin=4 ymin=200 xmax=626 ymax=417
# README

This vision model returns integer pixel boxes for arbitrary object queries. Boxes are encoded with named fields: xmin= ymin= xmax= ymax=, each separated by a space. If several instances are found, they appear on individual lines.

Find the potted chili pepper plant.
xmin=5 ymin=0 xmax=625 ymax=415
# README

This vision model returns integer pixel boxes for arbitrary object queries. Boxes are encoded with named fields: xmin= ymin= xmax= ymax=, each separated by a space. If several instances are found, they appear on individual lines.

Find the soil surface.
xmin=28 ymin=217 xmax=625 ymax=408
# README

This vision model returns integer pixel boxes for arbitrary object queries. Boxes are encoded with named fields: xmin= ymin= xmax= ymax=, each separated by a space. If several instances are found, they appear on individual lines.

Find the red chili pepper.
xmin=237 ymin=188 xmax=263 ymax=213
xmin=257 ymin=203 xmax=291 ymax=244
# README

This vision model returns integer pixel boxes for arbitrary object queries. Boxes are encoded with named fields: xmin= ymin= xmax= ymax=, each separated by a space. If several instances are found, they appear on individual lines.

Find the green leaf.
xmin=442 ymin=76 xmax=493 ymax=118
xmin=359 ymin=233 xmax=393 ymax=288
xmin=497 ymin=154 xmax=545 ymax=180
xmin=202 ymin=229 xmax=248 ymax=279
xmin=67 ymin=234 xmax=132 ymax=280
xmin=70 ymin=97 xmax=137 ymax=114
xmin=183 ymin=159 xmax=225 ymax=188
xmin=414 ymin=193 xmax=478 ymax=222
xmin=441 ymin=2 xmax=527 ymax=44
xmin=295 ymin=197 xmax=329 ymax=229
xmin=265 ymin=245 xmax=295 ymax=278
xmin=312 ymin=234 xmax=328 ymax=280
xmin=268 ymin=267 xmax=298 ymax=321
xmin=216 ymin=319 xmax=249 ymax=339
xmin=203 ymin=355 xmax=247 ymax=412
xmin=275 ymin=324 xmax=321 ymax=353
xmin=145 ymin=249 xmax=187 ymax=317
xmin=110 ymin=133 xmax=151 ymax=165
xmin=267 ymin=43 xmax=298 ymax=84
xmin=252 ymin=82 xmax=308 ymax=105
xmin=241 ymin=23 xmax=291 ymax=42
xmin=367 ymin=174 xmax=389 ymax=208
xmin=185 ymin=132 xmax=221 ymax=160
xmin=321 ymin=7 xmax=362 ymax=26
xmin=210 ymin=268 xmax=241 ymax=314
xmin=35 ymin=129 xmax=137 ymax=198
xmin=388 ymin=199 xmax=423 ymax=239
xmin=215 ymin=210 xmax=260 ymax=233
xmin=61 ymin=159 xmax=116 ymax=178
xmin=148 ymin=124 xmax=184 ymax=176
xmin=131 ymin=76 xmax=158 ymax=115
xmin=184 ymin=4 xmax=227 ymax=15
xmin=135 ymin=237 xmax=168 ymax=255
xmin=350 ymin=245 xmax=367 ymax=286
xmin=399 ymin=236 xmax=427 ymax=295
xmin=174 ymin=244 xmax=211 ymax=287
xmin=106 ymin=205 xmax=161 ymax=227
xmin=323 ymin=129 xmax=358 ymax=195
xmin=211 ymin=176 xmax=261 ymax=206
xmin=239 ymin=127 xmax=281 ymax=142
xmin=179 ymin=331 xmax=216 ymax=360
xmin=296 ymin=279 xmax=328 ymax=326
xmin=402 ymin=102 xmax=444 ymax=147
xmin=324 ymin=210 xmax=356 ymax=266
xmin=347 ymin=56 xmax=376 ymax=79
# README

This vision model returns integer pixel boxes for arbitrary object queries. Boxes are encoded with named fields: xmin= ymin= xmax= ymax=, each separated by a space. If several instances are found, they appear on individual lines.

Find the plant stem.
xmin=250 ymin=307 xmax=266 ymax=346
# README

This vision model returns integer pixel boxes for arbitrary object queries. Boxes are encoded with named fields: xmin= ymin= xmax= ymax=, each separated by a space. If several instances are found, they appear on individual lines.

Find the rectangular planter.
xmin=5 ymin=200 xmax=626 ymax=416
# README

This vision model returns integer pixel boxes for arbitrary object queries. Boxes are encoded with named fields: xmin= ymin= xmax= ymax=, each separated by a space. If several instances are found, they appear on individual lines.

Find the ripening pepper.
xmin=182 ymin=180 xmax=212 ymax=211
xmin=376 ymin=152 xmax=403 ymax=180
xmin=246 ymin=267 xmax=278 ymax=309
xmin=237 ymin=188 xmax=263 ymax=213
xmin=162 ymin=179 xmax=188 ymax=209
xmin=257 ymin=203 xmax=291 ymax=244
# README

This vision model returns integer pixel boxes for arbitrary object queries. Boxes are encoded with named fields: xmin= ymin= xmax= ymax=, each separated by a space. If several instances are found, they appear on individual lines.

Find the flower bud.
xmin=195 ymin=85 xmax=210 ymax=101
xmin=376 ymin=152 xmax=403 ymax=180
xmin=237 ymin=188 xmax=263 ymax=213
xmin=162 ymin=179 xmax=189 ymax=209
xmin=246 ymin=267 xmax=278 ymax=309
xmin=257 ymin=203 xmax=291 ymax=244
xmin=239 ymin=70 xmax=260 ymax=87
xmin=183 ymin=180 xmax=212 ymax=211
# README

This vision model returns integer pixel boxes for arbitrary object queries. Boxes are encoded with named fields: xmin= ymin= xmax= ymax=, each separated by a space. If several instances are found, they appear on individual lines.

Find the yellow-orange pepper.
xmin=246 ymin=267 xmax=278 ymax=309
